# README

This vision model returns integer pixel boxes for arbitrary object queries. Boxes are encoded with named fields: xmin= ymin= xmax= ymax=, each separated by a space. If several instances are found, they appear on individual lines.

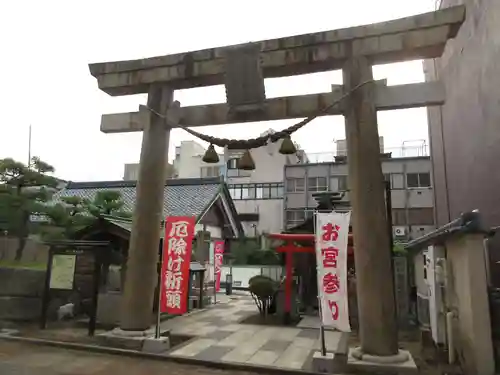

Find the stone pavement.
xmin=162 ymin=294 xmax=348 ymax=372
xmin=0 ymin=340 xmax=260 ymax=375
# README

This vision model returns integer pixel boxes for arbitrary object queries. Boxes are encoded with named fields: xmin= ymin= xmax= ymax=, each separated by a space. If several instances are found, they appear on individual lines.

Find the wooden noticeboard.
xmin=40 ymin=240 xmax=110 ymax=336
xmin=49 ymin=254 xmax=77 ymax=290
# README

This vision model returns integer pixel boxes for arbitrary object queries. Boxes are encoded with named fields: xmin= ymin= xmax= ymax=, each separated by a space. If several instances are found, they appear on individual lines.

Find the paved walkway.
xmin=0 ymin=340 xmax=260 ymax=375
xmin=162 ymin=294 xmax=348 ymax=372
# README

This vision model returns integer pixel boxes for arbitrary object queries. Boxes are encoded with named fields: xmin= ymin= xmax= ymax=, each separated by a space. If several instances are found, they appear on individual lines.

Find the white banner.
xmin=315 ymin=211 xmax=351 ymax=332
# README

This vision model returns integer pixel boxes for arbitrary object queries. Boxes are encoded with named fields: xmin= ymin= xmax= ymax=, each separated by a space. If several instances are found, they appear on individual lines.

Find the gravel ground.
xmin=0 ymin=340 xmax=262 ymax=375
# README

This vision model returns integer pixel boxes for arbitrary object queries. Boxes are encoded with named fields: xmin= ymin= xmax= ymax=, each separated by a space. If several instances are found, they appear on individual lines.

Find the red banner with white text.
xmin=315 ymin=211 xmax=351 ymax=332
xmin=214 ymin=240 xmax=225 ymax=292
xmin=160 ymin=216 xmax=195 ymax=314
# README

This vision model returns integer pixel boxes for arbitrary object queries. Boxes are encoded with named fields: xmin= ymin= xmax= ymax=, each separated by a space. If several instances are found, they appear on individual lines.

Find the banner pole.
xmin=318 ymin=296 xmax=327 ymax=356
xmin=155 ymin=237 xmax=164 ymax=339
xmin=314 ymin=211 xmax=327 ymax=356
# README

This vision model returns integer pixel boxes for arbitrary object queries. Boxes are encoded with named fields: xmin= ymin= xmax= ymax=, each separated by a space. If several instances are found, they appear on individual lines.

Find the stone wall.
xmin=0 ymin=267 xmax=46 ymax=321
xmin=0 ymin=251 xmax=104 ymax=322
xmin=0 ymin=237 xmax=49 ymax=263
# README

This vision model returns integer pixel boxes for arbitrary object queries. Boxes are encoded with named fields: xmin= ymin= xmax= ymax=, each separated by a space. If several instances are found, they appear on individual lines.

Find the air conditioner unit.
xmin=393 ymin=226 xmax=407 ymax=237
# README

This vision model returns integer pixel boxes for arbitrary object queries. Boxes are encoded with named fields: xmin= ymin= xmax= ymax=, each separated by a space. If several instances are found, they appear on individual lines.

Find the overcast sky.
xmin=0 ymin=0 xmax=437 ymax=182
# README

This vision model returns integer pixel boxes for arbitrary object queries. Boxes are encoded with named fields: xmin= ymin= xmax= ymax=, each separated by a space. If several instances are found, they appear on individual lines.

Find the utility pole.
xmin=27 ymin=125 xmax=32 ymax=168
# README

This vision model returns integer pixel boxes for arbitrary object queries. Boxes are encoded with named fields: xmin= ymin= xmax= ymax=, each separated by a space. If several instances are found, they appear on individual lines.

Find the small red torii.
xmin=268 ymin=232 xmax=354 ymax=319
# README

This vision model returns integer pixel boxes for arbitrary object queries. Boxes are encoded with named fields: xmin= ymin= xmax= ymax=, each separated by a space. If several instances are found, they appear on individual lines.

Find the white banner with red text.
xmin=315 ymin=211 xmax=351 ymax=332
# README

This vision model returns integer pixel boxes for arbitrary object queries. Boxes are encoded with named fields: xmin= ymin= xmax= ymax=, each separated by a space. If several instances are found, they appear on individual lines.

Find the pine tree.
xmin=0 ymin=157 xmax=59 ymax=260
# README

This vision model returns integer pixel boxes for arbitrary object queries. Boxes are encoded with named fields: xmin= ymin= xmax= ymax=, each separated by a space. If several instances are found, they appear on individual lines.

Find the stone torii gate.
xmin=88 ymin=6 xmax=464 ymax=360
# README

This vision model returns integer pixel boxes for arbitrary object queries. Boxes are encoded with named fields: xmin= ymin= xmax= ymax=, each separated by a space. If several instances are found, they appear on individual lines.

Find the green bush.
xmin=249 ymin=275 xmax=277 ymax=316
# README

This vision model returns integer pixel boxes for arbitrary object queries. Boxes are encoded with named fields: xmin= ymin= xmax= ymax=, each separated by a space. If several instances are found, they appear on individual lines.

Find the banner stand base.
xmin=312 ymin=351 xmax=335 ymax=373
xmin=99 ymin=328 xmax=151 ymax=351
xmin=142 ymin=336 xmax=170 ymax=353
xmin=282 ymin=312 xmax=291 ymax=326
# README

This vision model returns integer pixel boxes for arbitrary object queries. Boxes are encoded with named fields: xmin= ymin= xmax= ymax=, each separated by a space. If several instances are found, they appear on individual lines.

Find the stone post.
xmin=342 ymin=57 xmax=399 ymax=356
xmin=120 ymin=85 xmax=173 ymax=331
xmin=446 ymin=233 xmax=495 ymax=375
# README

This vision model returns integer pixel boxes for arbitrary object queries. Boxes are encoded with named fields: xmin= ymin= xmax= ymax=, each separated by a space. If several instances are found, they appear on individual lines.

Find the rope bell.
xmin=279 ymin=135 xmax=297 ymax=155
xmin=236 ymin=150 xmax=256 ymax=171
xmin=202 ymin=144 xmax=219 ymax=164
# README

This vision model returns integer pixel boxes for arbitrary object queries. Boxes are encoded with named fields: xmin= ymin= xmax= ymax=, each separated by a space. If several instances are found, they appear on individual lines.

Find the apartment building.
xmin=284 ymin=152 xmax=434 ymax=241
xmin=224 ymin=135 xmax=299 ymax=235
xmin=160 ymin=132 xmax=303 ymax=235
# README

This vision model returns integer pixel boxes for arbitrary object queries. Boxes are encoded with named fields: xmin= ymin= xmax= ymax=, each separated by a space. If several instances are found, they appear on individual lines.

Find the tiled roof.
xmin=105 ymin=216 xmax=133 ymax=232
xmin=53 ymin=177 xmax=224 ymax=219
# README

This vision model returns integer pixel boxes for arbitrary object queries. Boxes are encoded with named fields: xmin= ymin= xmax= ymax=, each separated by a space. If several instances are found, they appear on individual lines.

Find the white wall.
xmin=123 ymin=162 xmax=175 ymax=180
xmin=175 ymin=141 xmax=225 ymax=179
xmin=233 ymin=199 xmax=283 ymax=234
xmin=195 ymin=224 xmax=222 ymax=239
xmin=220 ymin=265 xmax=283 ymax=288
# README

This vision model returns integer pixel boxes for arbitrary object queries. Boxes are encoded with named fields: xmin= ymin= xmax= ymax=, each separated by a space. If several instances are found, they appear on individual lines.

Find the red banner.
xmin=160 ymin=216 xmax=195 ymax=314
xmin=214 ymin=240 xmax=225 ymax=292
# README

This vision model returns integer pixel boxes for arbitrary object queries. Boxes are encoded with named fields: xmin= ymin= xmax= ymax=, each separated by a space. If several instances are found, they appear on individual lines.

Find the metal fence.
xmin=394 ymin=256 xmax=411 ymax=326
xmin=304 ymin=144 xmax=429 ymax=164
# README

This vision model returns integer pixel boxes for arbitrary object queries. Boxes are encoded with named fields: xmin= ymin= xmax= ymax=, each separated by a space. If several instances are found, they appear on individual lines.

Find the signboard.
xmin=214 ymin=240 xmax=225 ymax=292
xmin=160 ymin=216 xmax=195 ymax=314
xmin=49 ymin=254 xmax=77 ymax=290
xmin=315 ymin=211 xmax=351 ymax=332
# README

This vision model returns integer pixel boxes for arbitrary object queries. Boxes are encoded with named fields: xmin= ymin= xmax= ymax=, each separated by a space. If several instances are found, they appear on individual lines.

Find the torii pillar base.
xmin=348 ymin=347 xmax=417 ymax=374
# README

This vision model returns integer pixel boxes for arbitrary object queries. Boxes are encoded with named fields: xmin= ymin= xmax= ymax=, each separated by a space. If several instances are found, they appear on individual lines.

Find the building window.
xmin=406 ymin=173 xmax=431 ymax=188
xmin=286 ymin=178 xmax=305 ymax=193
xmin=226 ymin=158 xmax=252 ymax=178
xmin=308 ymin=177 xmax=328 ymax=192
xmin=392 ymin=209 xmax=405 ymax=225
xmin=228 ymin=186 xmax=241 ymax=200
xmin=384 ymin=173 xmax=405 ymax=189
xmin=200 ymin=166 xmax=223 ymax=178
xmin=228 ymin=183 xmax=284 ymax=200
xmin=391 ymin=173 xmax=405 ymax=189
xmin=227 ymin=169 xmax=252 ymax=178
xmin=391 ymin=208 xmax=434 ymax=226
xmin=286 ymin=210 xmax=306 ymax=227
xmin=329 ymin=176 xmax=348 ymax=192
xmin=227 ymin=158 xmax=238 ymax=169
xmin=408 ymin=208 xmax=434 ymax=225
xmin=338 ymin=176 xmax=348 ymax=191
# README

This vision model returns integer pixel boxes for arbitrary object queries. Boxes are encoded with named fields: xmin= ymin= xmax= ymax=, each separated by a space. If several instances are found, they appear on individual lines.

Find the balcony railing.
xmin=302 ymin=144 xmax=429 ymax=164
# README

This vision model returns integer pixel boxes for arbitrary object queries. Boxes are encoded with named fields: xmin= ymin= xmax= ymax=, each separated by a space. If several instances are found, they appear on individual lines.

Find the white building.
xmin=173 ymin=141 xmax=225 ymax=179
xmin=171 ymin=131 xmax=304 ymax=235
xmin=123 ymin=163 xmax=176 ymax=180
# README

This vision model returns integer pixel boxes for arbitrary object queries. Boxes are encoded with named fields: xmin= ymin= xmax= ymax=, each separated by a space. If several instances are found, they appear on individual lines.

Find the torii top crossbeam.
xmin=88 ymin=6 xmax=464 ymax=134
xmin=89 ymin=6 xmax=464 ymax=96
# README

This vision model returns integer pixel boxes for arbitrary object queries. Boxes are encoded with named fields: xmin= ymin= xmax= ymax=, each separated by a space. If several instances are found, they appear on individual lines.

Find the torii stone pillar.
xmin=120 ymin=85 xmax=174 ymax=331
xmin=343 ymin=57 xmax=399 ymax=356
